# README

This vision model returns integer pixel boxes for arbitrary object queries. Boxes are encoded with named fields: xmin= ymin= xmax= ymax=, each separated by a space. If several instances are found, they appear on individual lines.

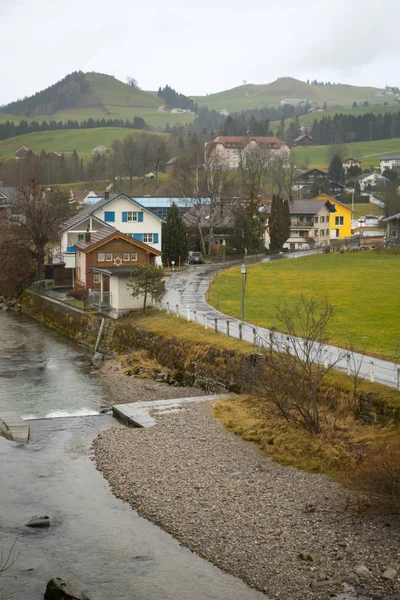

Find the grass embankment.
xmin=209 ymin=252 xmax=400 ymax=362
xmin=351 ymin=203 xmax=383 ymax=218
xmin=0 ymin=128 xmax=167 ymax=162
xmin=55 ymin=173 xmax=174 ymax=195
xmin=293 ymin=137 xmax=400 ymax=169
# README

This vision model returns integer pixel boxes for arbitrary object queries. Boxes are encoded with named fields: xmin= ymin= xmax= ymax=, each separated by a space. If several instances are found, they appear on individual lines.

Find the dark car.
xmin=188 ymin=251 xmax=204 ymax=264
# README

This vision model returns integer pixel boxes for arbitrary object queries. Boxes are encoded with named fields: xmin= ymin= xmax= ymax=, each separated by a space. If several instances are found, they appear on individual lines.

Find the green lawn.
xmin=209 ymin=252 xmax=400 ymax=361
xmin=351 ymin=203 xmax=383 ymax=219
xmin=293 ymin=137 xmax=400 ymax=169
xmin=0 ymin=127 xmax=167 ymax=162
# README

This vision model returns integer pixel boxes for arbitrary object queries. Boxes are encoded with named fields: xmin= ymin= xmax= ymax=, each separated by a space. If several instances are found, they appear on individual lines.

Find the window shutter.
xmin=122 ymin=212 xmax=127 ymax=222
xmin=138 ymin=211 xmax=144 ymax=222
xmin=153 ymin=233 xmax=159 ymax=244
xmin=104 ymin=211 xmax=115 ymax=222
xmin=133 ymin=233 xmax=144 ymax=242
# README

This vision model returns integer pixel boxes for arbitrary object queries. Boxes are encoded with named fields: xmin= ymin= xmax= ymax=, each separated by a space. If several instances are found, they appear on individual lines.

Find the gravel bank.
xmin=94 ymin=402 xmax=400 ymax=600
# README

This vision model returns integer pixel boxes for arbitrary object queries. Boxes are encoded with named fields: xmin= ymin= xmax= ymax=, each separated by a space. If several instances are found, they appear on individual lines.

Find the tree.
xmin=328 ymin=153 xmax=345 ymax=183
xmin=126 ymin=76 xmax=139 ymax=88
xmin=122 ymin=134 xmax=139 ymax=188
xmin=0 ymin=219 xmax=36 ymax=297
xmin=347 ymin=165 xmax=362 ymax=177
xmin=127 ymin=264 xmax=165 ymax=313
xmin=12 ymin=179 xmax=77 ymax=279
xmin=249 ymin=296 xmax=340 ymax=434
xmin=162 ymin=202 xmax=188 ymax=264
xmin=268 ymin=195 xmax=290 ymax=252
xmin=310 ymin=176 xmax=331 ymax=197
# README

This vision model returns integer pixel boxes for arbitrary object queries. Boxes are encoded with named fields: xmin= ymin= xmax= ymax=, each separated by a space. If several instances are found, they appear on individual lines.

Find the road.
xmin=160 ymin=256 xmax=400 ymax=391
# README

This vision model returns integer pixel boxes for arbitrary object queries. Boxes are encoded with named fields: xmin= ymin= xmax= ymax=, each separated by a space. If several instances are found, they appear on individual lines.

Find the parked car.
xmin=188 ymin=251 xmax=204 ymax=264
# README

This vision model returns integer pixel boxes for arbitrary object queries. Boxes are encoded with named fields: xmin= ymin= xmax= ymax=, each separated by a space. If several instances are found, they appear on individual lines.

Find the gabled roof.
xmin=0 ymin=187 xmax=19 ymax=203
xmin=74 ymin=229 xmax=161 ymax=255
xmin=382 ymin=212 xmax=400 ymax=222
xmin=92 ymin=193 xmax=165 ymax=221
xmin=292 ymin=168 xmax=327 ymax=179
xmin=313 ymin=193 xmax=353 ymax=212
xmin=294 ymin=134 xmax=312 ymax=142
xmin=264 ymin=199 xmax=335 ymax=216
xmin=343 ymin=157 xmax=361 ymax=162
xmin=380 ymin=155 xmax=400 ymax=160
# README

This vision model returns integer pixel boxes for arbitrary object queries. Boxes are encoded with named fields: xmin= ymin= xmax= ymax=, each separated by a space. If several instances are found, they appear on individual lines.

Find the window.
xmin=131 ymin=252 xmax=137 ymax=261
xmin=393 ymin=231 xmax=398 ymax=238
xmin=326 ymin=229 xmax=329 ymax=236
xmin=143 ymin=233 xmax=153 ymax=243
xmin=335 ymin=216 xmax=344 ymax=226
xmin=127 ymin=212 xmax=138 ymax=222
xmin=93 ymin=274 xmax=101 ymax=283
xmin=320 ymin=216 xmax=324 ymax=223
xmin=123 ymin=253 xmax=130 ymax=261
xmin=335 ymin=229 xmax=339 ymax=238
xmin=315 ymin=229 xmax=319 ymax=237
xmin=106 ymin=252 xmax=113 ymax=261
xmin=98 ymin=252 xmax=105 ymax=261
xmin=104 ymin=211 xmax=115 ymax=223
xmin=314 ymin=216 xmax=319 ymax=223
xmin=78 ymin=233 xmax=85 ymax=241
xmin=320 ymin=229 xmax=324 ymax=236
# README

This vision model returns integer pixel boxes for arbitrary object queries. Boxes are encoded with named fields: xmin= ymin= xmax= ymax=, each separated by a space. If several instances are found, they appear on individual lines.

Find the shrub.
xmin=66 ymin=288 xmax=87 ymax=300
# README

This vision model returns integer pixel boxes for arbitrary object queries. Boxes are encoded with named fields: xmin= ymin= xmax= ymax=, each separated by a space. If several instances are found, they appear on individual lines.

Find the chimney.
xmin=85 ymin=232 xmax=91 ymax=243
xmin=104 ymin=190 xmax=110 ymax=200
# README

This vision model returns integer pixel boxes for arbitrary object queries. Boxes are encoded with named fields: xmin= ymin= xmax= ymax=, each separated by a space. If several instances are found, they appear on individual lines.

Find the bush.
xmin=66 ymin=288 xmax=87 ymax=300
xmin=346 ymin=443 xmax=400 ymax=514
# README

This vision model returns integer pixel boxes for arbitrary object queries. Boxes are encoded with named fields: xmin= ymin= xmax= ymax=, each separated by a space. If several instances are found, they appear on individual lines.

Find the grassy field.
xmin=293 ymin=137 xmax=400 ymax=169
xmin=351 ymin=203 xmax=383 ymax=218
xmin=0 ymin=127 xmax=167 ymax=161
xmin=56 ymin=173 xmax=175 ymax=195
xmin=209 ymin=252 xmax=400 ymax=361
xmin=193 ymin=77 xmax=384 ymax=112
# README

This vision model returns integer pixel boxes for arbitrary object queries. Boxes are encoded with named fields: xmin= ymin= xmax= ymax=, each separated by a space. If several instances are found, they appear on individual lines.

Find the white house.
xmin=264 ymin=199 xmax=335 ymax=251
xmin=380 ymin=155 xmax=400 ymax=173
xmin=205 ymin=136 xmax=289 ymax=171
xmin=56 ymin=193 xmax=164 ymax=267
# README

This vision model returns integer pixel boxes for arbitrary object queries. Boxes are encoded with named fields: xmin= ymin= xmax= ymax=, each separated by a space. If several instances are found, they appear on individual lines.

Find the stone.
xmin=382 ymin=568 xmax=397 ymax=580
xmin=90 ymin=353 xmax=103 ymax=368
xmin=44 ymin=577 xmax=89 ymax=600
xmin=355 ymin=565 xmax=372 ymax=578
xmin=307 ymin=550 xmax=321 ymax=563
xmin=25 ymin=516 xmax=50 ymax=528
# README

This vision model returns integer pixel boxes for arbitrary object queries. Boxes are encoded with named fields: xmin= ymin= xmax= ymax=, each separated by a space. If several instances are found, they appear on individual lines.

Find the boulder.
xmin=90 ymin=353 xmax=103 ymax=368
xmin=25 ymin=516 xmax=50 ymax=528
xmin=382 ymin=567 xmax=397 ymax=580
xmin=44 ymin=578 xmax=90 ymax=600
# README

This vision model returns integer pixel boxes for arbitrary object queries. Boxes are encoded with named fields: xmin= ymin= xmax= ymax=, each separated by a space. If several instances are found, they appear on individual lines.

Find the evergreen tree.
xmin=269 ymin=195 xmax=290 ymax=252
xmin=328 ymin=154 xmax=345 ymax=182
xmin=161 ymin=202 xmax=188 ymax=265
xmin=310 ymin=176 xmax=331 ymax=197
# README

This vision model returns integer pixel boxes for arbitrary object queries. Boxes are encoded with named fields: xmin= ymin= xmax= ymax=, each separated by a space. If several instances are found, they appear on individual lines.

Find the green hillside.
xmin=293 ymin=137 xmax=400 ymax=169
xmin=0 ymin=72 xmax=194 ymax=129
xmin=0 ymin=128 xmax=167 ymax=162
xmin=193 ymin=77 xmax=385 ymax=111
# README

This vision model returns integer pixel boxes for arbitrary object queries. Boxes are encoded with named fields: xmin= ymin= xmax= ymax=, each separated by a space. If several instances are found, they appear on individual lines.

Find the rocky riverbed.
xmin=94 ymin=401 xmax=400 ymax=600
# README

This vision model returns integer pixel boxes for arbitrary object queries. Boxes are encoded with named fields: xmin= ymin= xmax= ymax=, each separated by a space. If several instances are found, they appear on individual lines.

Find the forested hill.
xmin=1 ymin=72 xmax=160 ymax=117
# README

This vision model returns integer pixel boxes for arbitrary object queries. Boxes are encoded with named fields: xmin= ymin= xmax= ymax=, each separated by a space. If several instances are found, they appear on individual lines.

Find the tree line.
xmin=0 ymin=116 xmax=149 ymax=142
xmin=308 ymin=111 xmax=400 ymax=145
xmin=157 ymin=85 xmax=198 ymax=112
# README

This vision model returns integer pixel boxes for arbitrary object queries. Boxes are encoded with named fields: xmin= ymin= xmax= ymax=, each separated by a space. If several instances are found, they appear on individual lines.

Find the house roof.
xmin=343 ymin=157 xmax=361 ymax=162
xmin=206 ymin=136 xmax=286 ymax=154
xmin=0 ymin=187 xmax=19 ymax=203
xmin=182 ymin=203 xmax=236 ymax=229
xmin=313 ymin=193 xmax=353 ymax=212
xmin=74 ymin=229 xmax=161 ymax=255
xmin=329 ymin=180 xmax=346 ymax=189
xmin=292 ymin=168 xmax=327 ymax=179
xmin=264 ymin=199 xmax=335 ymax=216
xmin=166 ymin=156 xmax=178 ymax=165
xmin=60 ymin=193 xmax=164 ymax=233
xmin=15 ymin=146 xmax=29 ymax=153
xmin=380 ymin=155 xmax=400 ymax=160
xmin=294 ymin=135 xmax=312 ymax=142
xmin=382 ymin=212 xmax=400 ymax=222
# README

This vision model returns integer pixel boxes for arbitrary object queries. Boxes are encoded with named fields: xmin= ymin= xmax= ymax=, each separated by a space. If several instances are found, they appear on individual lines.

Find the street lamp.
xmin=241 ymin=263 xmax=247 ymax=319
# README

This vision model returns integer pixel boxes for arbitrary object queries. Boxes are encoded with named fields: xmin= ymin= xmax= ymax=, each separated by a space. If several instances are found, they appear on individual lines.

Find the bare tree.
xmin=122 ymin=134 xmax=139 ymax=189
xmin=126 ymin=76 xmax=139 ymax=88
xmin=250 ymin=296 xmax=341 ymax=434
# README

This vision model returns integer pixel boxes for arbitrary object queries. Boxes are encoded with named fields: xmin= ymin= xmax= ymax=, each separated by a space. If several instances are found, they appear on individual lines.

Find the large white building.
xmin=380 ymin=155 xmax=400 ymax=173
xmin=205 ymin=136 xmax=289 ymax=170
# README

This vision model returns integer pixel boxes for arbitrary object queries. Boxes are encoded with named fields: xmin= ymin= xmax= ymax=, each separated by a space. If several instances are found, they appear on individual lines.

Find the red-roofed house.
xmin=205 ymin=136 xmax=289 ymax=170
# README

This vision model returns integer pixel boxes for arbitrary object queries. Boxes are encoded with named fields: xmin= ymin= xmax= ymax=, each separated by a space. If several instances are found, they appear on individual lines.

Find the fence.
xmin=30 ymin=280 xmax=91 ymax=311
xmin=155 ymin=299 xmax=400 ymax=391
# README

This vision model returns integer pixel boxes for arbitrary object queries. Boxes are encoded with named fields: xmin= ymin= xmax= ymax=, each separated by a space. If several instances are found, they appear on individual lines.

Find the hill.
xmin=0 ymin=127 xmax=167 ymax=162
xmin=192 ymin=77 xmax=385 ymax=112
xmin=0 ymin=72 xmax=194 ymax=129
xmin=293 ymin=137 xmax=400 ymax=169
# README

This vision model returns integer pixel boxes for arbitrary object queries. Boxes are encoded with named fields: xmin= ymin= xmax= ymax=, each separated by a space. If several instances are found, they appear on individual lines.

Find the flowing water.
xmin=0 ymin=312 xmax=264 ymax=600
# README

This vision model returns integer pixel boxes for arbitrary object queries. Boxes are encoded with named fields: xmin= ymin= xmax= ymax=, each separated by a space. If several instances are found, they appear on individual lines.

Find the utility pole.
xmin=241 ymin=263 xmax=247 ymax=319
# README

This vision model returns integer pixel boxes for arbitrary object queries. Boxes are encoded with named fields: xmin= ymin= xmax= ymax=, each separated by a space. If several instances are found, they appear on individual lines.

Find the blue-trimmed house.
xmin=57 ymin=194 xmax=164 ymax=267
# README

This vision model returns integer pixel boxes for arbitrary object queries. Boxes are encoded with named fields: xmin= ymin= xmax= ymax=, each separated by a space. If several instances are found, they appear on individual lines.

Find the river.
xmin=0 ymin=311 xmax=264 ymax=600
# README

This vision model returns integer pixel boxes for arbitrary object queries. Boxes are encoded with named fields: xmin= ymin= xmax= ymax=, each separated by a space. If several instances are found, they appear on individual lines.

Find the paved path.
xmin=0 ymin=412 xmax=30 ymax=443
xmin=160 ymin=257 xmax=400 ymax=391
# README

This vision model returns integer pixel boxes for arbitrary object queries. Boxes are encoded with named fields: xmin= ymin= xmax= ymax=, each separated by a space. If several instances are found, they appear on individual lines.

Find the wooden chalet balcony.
xmin=291 ymin=220 xmax=313 ymax=227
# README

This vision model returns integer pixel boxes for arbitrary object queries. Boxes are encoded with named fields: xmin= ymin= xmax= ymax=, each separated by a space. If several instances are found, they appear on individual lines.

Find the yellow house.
xmin=313 ymin=193 xmax=353 ymax=239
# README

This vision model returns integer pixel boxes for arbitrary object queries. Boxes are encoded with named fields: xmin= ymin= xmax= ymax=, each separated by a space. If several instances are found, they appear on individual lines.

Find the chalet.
xmin=292 ymin=168 xmax=327 ymax=186
xmin=293 ymin=135 xmax=313 ymax=147
xmin=343 ymin=158 xmax=361 ymax=173
xmin=57 ymin=193 xmax=164 ymax=267
xmin=15 ymin=146 xmax=30 ymax=160
xmin=182 ymin=202 xmax=237 ymax=247
xmin=264 ymin=199 xmax=335 ymax=251
xmin=329 ymin=180 xmax=346 ymax=195
xmin=380 ymin=155 xmax=400 ymax=173
xmin=359 ymin=172 xmax=388 ymax=191
xmin=205 ymin=135 xmax=289 ymax=170
xmin=74 ymin=228 xmax=162 ymax=317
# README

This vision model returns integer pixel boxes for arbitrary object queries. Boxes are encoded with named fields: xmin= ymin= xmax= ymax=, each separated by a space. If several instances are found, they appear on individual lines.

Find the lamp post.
xmin=241 ymin=263 xmax=247 ymax=319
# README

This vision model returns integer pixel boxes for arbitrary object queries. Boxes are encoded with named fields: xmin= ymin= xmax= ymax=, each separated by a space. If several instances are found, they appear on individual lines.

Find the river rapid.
xmin=0 ymin=311 xmax=264 ymax=600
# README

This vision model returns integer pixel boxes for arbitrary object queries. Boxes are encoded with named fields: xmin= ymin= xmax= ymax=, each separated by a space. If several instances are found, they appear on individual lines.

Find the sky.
xmin=1 ymin=0 xmax=400 ymax=106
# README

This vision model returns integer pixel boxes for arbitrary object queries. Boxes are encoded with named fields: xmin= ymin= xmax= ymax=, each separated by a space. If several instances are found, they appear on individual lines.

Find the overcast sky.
xmin=1 ymin=0 xmax=399 ymax=106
